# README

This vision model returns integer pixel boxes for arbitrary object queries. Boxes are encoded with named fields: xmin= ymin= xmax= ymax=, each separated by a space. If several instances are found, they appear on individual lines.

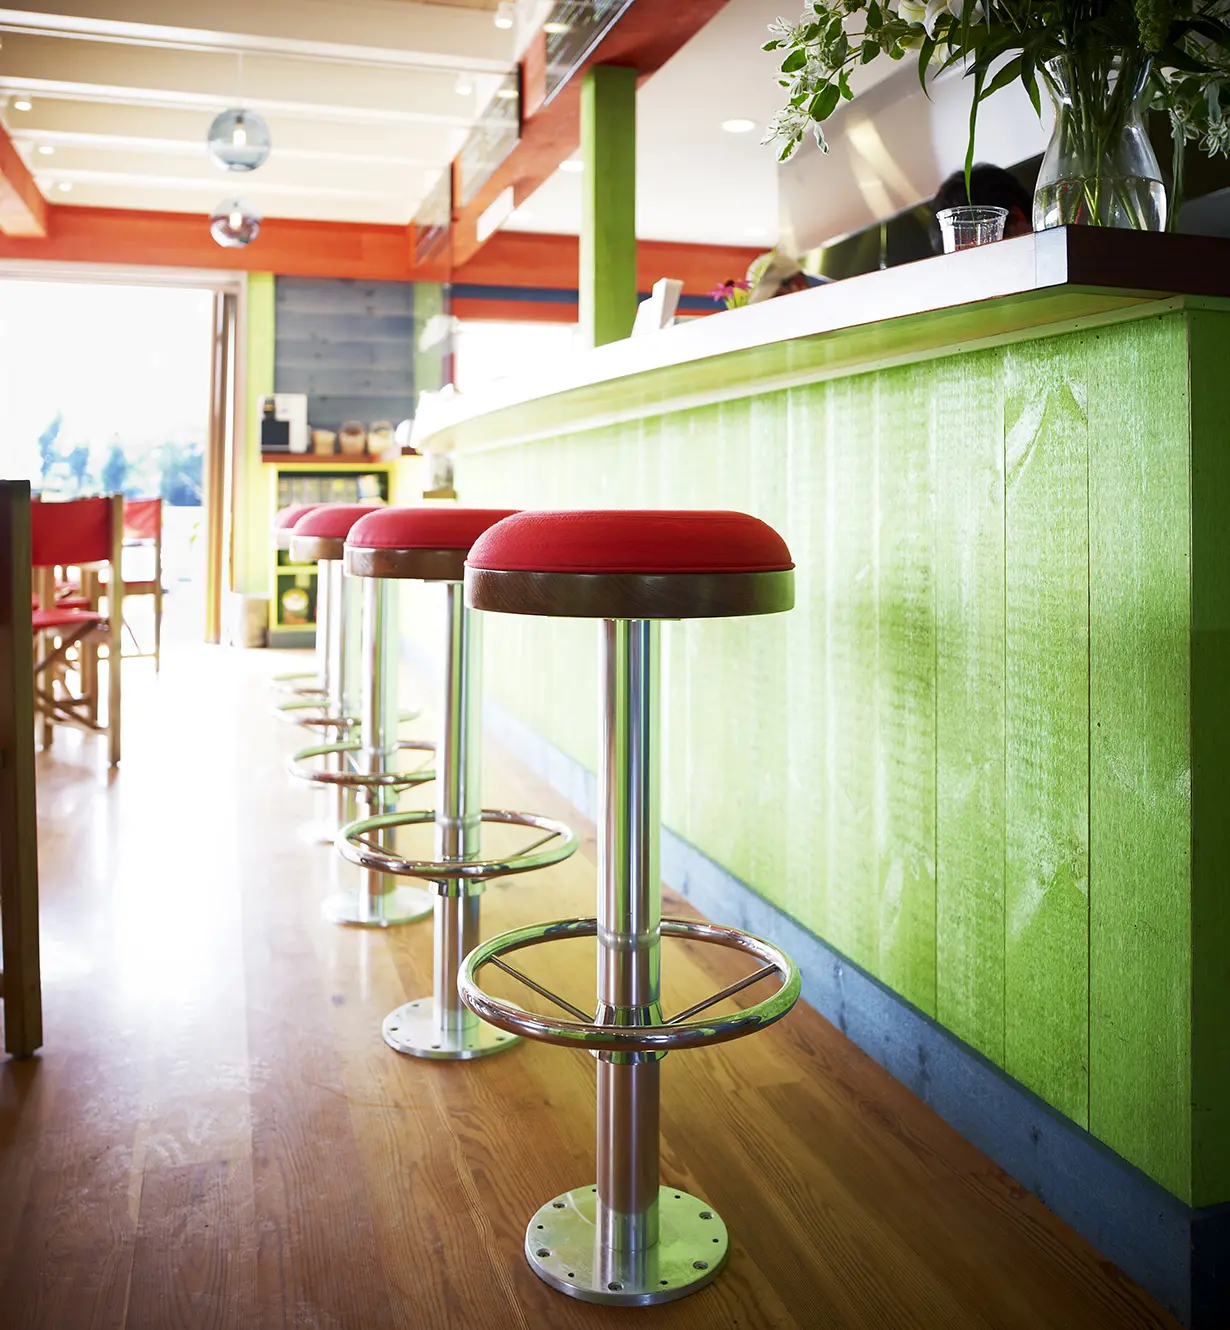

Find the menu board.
xmin=543 ymin=0 xmax=635 ymax=105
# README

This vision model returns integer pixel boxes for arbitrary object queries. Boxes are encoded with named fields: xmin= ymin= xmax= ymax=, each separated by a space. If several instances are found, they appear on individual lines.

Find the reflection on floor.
xmin=0 ymin=642 xmax=1177 ymax=1329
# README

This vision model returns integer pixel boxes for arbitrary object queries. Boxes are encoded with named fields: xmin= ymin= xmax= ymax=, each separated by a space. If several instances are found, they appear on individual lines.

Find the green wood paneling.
xmin=873 ymin=368 xmax=937 ymax=1014
xmin=1088 ymin=315 xmax=1193 ymax=1201
xmin=1188 ymin=310 xmax=1230 ymax=1207
xmin=238 ymin=272 xmax=275 ymax=596
xmin=823 ymin=374 xmax=879 ymax=972
xmin=935 ymin=350 xmax=1006 ymax=1062
xmin=1003 ymin=339 xmax=1090 ymax=1127
xmin=415 ymin=307 xmax=1227 ymax=1203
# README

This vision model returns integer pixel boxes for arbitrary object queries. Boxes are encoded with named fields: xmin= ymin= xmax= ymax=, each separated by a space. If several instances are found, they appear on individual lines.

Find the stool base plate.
xmin=382 ymin=997 xmax=519 ymax=1060
xmin=525 ymin=1186 xmax=728 ymax=1306
xmin=321 ymin=886 xmax=433 ymax=928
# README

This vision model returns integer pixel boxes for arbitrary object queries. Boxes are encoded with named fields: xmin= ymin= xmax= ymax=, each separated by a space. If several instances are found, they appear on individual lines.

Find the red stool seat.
xmin=346 ymin=507 xmax=519 ymax=582
xmin=289 ymin=504 xmax=382 ymax=563
xmin=466 ymin=510 xmax=794 ymax=620
xmin=273 ymin=502 xmax=322 ymax=551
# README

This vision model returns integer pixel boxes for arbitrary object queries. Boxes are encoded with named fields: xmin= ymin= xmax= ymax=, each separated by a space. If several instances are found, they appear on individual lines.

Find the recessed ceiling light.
xmin=455 ymin=72 xmax=474 ymax=96
xmin=544 ymin=21 xmax=571 ymax=34
xmin=722 ymin=118 xmax=757 ymax=134
xmin=494 ymin=1 xmax=515 ymax=29
xmin=13 ymin=98 xmax=32 ymax=112
xmin=37 ymin=145 xmax=54 ymax=155
xmin=57 ymin=181 xmax=72 ymax=192
xmin=559 ymin=158 xmax=583 ymax=174
xmin=495 ymin=86 xmax=518 ymax=101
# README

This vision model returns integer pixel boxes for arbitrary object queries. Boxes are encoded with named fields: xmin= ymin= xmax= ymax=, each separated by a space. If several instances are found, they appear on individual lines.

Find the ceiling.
xmin=0 ymin=0 xmax=533 ymax=225
xmin=0 ymin=0 xmax=796 ymax=245
xmin=507 ymin=0 xmax=790 ymax=247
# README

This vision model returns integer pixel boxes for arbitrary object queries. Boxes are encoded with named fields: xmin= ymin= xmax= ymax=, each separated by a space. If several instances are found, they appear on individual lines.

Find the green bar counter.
xmin=415 ymin=228 xmax=1230 ymax=1328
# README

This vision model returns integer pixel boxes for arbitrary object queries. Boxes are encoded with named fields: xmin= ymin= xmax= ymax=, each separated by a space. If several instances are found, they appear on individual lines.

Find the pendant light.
xmin=210 ymin=198 xmax=261 ymax=247
xmin=208 ymin=107 xmax=271 ymax=172
xmin=207 ymin=54 xmax=271 ymax=172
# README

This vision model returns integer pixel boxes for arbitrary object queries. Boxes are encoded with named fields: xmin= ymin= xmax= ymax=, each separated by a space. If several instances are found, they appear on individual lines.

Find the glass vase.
xmin=1033 ymin=53 xmax=1166 ymax=231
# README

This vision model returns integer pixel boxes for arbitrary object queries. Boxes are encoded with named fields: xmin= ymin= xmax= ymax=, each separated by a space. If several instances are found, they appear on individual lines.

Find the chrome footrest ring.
xmin=288 ymin=738 xmax=435 ymax=791
xmin=335 ymin=808 xmax=578 ymax=883
xmin=459 ymin=918 xmax=801 ymax=1055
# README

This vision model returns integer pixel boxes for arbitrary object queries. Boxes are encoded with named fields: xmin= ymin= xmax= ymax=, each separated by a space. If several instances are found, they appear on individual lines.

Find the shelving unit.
xmin=266 ymin=455 xmax=395 ymax=647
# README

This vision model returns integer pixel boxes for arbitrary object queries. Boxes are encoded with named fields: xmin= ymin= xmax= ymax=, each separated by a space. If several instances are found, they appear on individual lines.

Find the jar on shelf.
xmin=338 ymin=421 xmax=367 ymax=456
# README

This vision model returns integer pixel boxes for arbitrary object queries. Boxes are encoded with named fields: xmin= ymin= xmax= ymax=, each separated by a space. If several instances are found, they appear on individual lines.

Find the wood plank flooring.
xmin=0 ymin=642 xmax=1177 ymax=1329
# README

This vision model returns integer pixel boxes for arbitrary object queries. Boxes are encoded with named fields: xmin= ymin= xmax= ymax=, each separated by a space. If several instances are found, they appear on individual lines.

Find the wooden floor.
xmin=0 ymin=641 xmax=1177 ymax=1330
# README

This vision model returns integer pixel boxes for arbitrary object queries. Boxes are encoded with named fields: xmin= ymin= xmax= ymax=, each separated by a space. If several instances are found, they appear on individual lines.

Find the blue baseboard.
xmin=481 ymin=698 xmax=1224 ymax=1329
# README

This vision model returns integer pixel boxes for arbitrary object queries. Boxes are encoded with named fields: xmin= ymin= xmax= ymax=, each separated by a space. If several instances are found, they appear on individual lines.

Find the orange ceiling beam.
xmin=0 ymin=121 xmax=47 ymax=238
xmin=449 ymin=0 xmax=732 ymax=268
xmin=0 ymin=206 xmax=760 ymax=306
xmin=0 ymin=206 xmax=448 ymax=281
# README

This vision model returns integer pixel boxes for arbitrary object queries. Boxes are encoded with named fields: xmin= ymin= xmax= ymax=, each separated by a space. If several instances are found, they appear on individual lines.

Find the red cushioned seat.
xmin=294 ymin=503 xmax=382 ymax=540
xmin=289 ymin=503 xmax=383 ymax=562
xmin=345 ymin=507 xmax=520 ymax=582
xmin=467 ymin=510 xmax=793 ymax=575
xmin=273 ymin=502 xmax=322 ymax=532
xmin=464 ymin=510 xmax=795 ymax=621
xmin=348 ymin=507 xmax=519 ymax=551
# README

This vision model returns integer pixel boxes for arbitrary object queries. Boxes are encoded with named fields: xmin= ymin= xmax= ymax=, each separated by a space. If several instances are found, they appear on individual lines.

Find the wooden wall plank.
xmin=824 ymin=374 xmax=878 ymax=972
xmin=935 ymin=349 xmax=1006 ymax=1062
xmin=784 ymin=385 xmax=830 ymax=930
xmin=1087 ymin=315 xmax=1192 ymax=1202
xmin=1002 ymin=338 xmax=1090 ymax=1127
xmin=873 ymin=367 xmax=937 ymax=1015
xmin=274 ymin=276 xmax=415 ymax=434
xmin=1187 ymin=308 xmax=1230 ymax=1208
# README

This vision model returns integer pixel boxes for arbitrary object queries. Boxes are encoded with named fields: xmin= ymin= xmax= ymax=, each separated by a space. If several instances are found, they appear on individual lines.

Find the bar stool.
xmin=270 ymin=503 xmax=326 ymax=700
xmin=457 ymin=509 xmax=802 ymax=1306
xmin=286 ymin=504 xmax=382 ymax=844
xmin=335 ymin=507 xmax=580 ymax=1058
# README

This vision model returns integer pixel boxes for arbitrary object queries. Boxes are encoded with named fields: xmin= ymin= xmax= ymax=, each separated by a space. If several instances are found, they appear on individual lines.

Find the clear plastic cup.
xmin=937 ymin=205 xmax=1009 ymax=253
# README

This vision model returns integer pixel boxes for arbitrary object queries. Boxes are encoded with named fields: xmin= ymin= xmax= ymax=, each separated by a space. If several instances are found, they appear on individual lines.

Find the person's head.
xmin=933 ymin=164 xmax=1033 ymax=251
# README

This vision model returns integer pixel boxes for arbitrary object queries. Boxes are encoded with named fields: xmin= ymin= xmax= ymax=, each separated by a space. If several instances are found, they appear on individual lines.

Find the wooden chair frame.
xmin=118 ymin=497 xmax=163 ymax=672
xmin=33 ymin=494 xmax=123 ymax=767
xmin=0 ymin=481 xmax=43 ymax=1057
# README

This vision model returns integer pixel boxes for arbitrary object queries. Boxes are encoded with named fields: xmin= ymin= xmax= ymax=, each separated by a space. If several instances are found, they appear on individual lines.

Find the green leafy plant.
xmin=764 ymin=0 xmax=1230 ymax=222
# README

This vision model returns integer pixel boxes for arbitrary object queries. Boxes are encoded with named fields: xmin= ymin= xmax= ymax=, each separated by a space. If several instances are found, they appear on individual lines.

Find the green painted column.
xmin=580 ymin=65 xmax=637 ymax=348
xmin=235 ymin=271 xmax=274 ymax=596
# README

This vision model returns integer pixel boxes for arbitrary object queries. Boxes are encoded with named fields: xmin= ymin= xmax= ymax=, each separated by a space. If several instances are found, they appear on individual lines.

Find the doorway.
xmin=0 ymin=274 xmax=237 ymax=647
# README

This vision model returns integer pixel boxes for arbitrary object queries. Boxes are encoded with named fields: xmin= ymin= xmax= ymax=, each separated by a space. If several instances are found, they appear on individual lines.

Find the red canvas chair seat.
xmin=30 ymin=495 xmax=123 ymax=766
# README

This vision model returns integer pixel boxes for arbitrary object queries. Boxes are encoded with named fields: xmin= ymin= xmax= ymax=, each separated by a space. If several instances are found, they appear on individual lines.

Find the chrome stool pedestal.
xmin=334 ymin=509 xmax=579 ymax=1059
xmin=283 ymin=505 xmax=400 ymax=861
xmin=270 ymin=504 xmax=330 ymax=705
xmin=458 ymin=509 xmax=801 ymax=1306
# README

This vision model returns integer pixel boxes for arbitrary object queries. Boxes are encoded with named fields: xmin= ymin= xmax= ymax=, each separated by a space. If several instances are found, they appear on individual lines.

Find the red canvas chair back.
xmin=30 ymin=497 xmax=115 ymax=568
xmin=123 ymin=498 xmax=161 ymax=542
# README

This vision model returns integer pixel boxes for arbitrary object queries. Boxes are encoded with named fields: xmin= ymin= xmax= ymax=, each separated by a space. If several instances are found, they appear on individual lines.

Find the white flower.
xmin=923 ymin=0 xmax=983 ymax=38
xmin=895 ymin=0 xmax=927 ymax=25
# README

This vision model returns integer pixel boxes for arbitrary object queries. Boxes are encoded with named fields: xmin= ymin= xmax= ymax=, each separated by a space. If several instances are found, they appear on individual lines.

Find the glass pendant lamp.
xmin=210 ymin=198 xmax=261 ymax=247
xmin=208 ymin=108 xmax=271 ymax=172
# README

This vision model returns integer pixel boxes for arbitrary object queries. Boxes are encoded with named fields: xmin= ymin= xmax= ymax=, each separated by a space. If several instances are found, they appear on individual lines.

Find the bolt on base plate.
xmin=321 ymin=886 xmax=433 ymax=928
xmin=525 ymin=1185 xmax=728 ymax=1306
xmin=382 ymin=997 xmax=520 ymax=1060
